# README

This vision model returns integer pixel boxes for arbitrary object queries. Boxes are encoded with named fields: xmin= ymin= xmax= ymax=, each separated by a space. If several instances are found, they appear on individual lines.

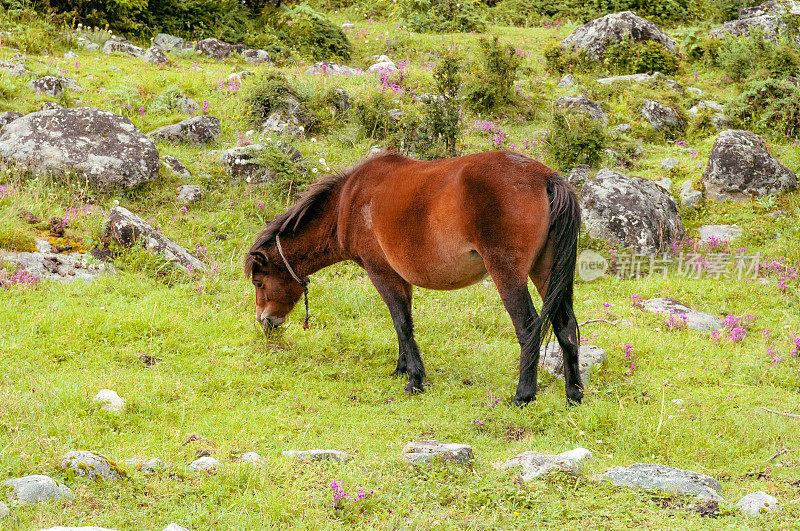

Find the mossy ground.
xmin=0 ymin=10 xmax=799 ymax=530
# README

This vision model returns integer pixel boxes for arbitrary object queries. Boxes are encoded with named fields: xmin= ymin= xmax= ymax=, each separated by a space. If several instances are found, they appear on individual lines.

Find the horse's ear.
xmin=247 ymin=250 xmax=269 ymax=275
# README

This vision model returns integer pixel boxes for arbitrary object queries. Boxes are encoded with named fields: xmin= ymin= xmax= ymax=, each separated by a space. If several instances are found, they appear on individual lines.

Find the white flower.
xmin=310 ymin=138 xmax=317 ymax=143
xmin=246 ymin=176 xmax=252 ymax=183
xmin=312 ymin=168 xmax=318 ymax=173
xmin=319 ymin=157 xmax=326 ymax=165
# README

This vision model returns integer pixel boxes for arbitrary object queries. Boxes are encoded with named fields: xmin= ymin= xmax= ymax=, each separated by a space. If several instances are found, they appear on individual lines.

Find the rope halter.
xmin=275 ymin=234 xmax=310 ymax=329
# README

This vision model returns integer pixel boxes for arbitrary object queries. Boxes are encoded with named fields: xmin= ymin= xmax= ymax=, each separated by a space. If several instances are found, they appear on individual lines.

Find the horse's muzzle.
xmin=260 ymin=315 xmax=285 ymax=336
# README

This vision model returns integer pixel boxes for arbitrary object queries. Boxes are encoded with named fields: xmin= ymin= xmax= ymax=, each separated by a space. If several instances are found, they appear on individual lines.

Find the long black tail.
xmin=527 ymin=175 xmax=581 ymax=356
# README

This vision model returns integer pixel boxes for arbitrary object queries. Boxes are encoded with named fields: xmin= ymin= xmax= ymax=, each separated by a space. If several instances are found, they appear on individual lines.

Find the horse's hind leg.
xmin=364 ymin=265 xmax=426 ymax=393
xmin=553 ymin=300 xmax=583 ymax=405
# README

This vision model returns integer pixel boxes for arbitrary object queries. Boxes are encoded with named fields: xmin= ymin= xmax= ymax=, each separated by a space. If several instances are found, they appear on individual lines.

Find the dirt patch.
xmin=503 ymin=423 xmax=527 ymax=442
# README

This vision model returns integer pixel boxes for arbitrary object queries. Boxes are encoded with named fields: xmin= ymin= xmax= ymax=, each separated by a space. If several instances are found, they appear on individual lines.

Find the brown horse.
xmin=245 ymin=150 xmax=582 ymax=406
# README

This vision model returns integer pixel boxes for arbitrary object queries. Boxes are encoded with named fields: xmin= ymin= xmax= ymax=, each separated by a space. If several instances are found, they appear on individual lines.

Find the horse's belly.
xmin=388 ymin=247 xmax=488 ymax=290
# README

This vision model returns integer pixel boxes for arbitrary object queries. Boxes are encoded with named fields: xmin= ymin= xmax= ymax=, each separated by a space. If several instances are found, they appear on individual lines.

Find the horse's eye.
xmin=254 ymin=282 xmax=263 ymax=289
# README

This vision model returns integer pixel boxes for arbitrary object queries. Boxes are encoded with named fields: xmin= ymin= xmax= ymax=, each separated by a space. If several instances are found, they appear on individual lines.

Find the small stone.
xmin=641 ymin=99 xmax=683 ymax=131
xmin=539 ymin=342 xmax=606 ymax=384
xmin=672 ymin=398 xmax=685 ymax=405
xmin=602 ymin=463 xmax=723 ymax=501
xmin=162 ymin=525 xmax=190 ymax=531
xmin=554 ymin=95 xmax=608 ymax=125
xmin=154 ymin=33 xmax=186 ymax=51
xmin=698 ymin=224 xmax=742 ymax=243
xmin=125 ymin=457 xmax=166 ymax=473
xmin=28 ymin=76 xmax=64 ymax=96
xmin=148 ymin=116 xmax=221 ymax=144
xmin=176 ymin=185 xmax=202 ymax=205
xmin=687 ymin=87 xmax=704 ymax=96
xmin=161 ymin=155 xmax=190 ymax=178
xmin=3 ymin=475 xmax=73 ymax=504
xmin=102 ymin=40 xmax=144 ymax=57
xmin=736 ymin=491 xmax=781 ymax=516
xmin=143 ymin=46 xmax=169 ymax=65
xmin=243 ymin=48 xmax=271 ymax=64
xmin=238 ymin=452 xmax=262 ymax=463
xmin=282 ymin=449 xmax=348 ymax=462
xmin=188 ymin=456 xmax=220 ymax=471
xmin=39 ymin=527 xmax=118 ymax=531
xmin=597 ymin=73 xmax=652 ymax=85
xmin=558 ymin=74 xmax=576 ymax=87
xmin=84 ymin=43 xmax=99 ymax=52
xmin=614 ymin=123 xmax=631 ymax=134
xmin=401 ymin=441 xmax=472 ymax=466
xmin=566 ymin=164 xmax=592 ymax=188
xmin=656 ymin=177 xmax=672 ymax=191
xmin=643 ymin=298 xmax=723 ymax=332
xmin=0 ymin=501 xmax=9 ymax=518
xmin=93 ymin=389 xmax=125 ymax=412
xmin=61 ymin=450 xmax=124 ymax=481
xmin=175 ymin=95 xmax=199 ymax=115
xmin=368 ymin=55 xmax=397 ymax=73
xmin=661 ymin=157 xmax=679 ymax=171
xmin=64 ymin=51 xmax=78 ymax=59
xmin=500 ymin=447 xmax=591 ymax=482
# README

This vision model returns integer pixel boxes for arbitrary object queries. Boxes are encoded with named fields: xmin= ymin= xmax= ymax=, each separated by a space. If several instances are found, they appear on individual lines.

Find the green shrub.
xmin=679 ymin=29 xmax=722 ymax=65
xmin=0 ymin=212 xmax=36 ymax=252
xmin=544 ymin=112 xmax=606 ymax=172
xmin=244 ymin=72 xmax=317 ymax=132
xmin=603 ymin=40 xmax=680 ymax=75
xmin=396 ymin=0 xmax=486 ymax=33
xmin=544 ymin=45 xmax=594 ymax=75
xmin=353 ymin=91 xmax=399 ymax=140
xmin=464 ymin=37 xmax=522 ymax=114
xmin=486 ymin=0 xmax=694 ymax=25
xmin=727 ymin=78 xmax=800 ymax=139
xmin=259 ymin=4 xmax=352 ymax=62
xmin=718 ymin=29 xmax=800 ymax=82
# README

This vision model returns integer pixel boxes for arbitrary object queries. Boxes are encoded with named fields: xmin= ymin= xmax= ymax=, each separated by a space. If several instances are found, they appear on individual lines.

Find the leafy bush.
xmin=396 ymin=0 xmax=486 ymax=33
xmin=726 ymin=78 xmax=800 ymax=139
xmin=464 ymin=37 xmax=522 ymax=114
xmin=353 ymin=91 xmax=399 ymax=140
xmin=486 ymin=0 xmax=695 ymax=25
xmin=244 ymin=72 xmax=316 ymax=131
xmin=718 ymin=29 xmax=800 ymax=82
xmin=544 ymin=112 xmax=606 ymax=172
xmin=0 ymin=211 xmax=36 ymax=252
xmin=679 ymin=29 xmax=722 ymax=65
xmin=282 ymin=4 xmax=353 ymax=61
xmin=544 ymin=45 xmax=594 ymax=75
xmin=603 ymin=40 xmax=680 ymax=75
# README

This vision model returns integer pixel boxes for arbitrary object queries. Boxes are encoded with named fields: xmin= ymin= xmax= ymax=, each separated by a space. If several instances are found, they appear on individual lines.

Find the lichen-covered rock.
xmin=219 ymin=145 xmax=276 ymax=183
xmin=3 ymin=475 xmax=73 ymax=504
xmin=0 ymin=111 xmax=23 ymax=130
xmin=176 ymin=185 xmax=202 ymax=205
xmin=125 ymin=457 xmax=166 ymax=473
xmin=698 ymin=224 xmax=742 ymax=243
xmin=680 ymin=181 xmax=702 ymax=208
xmin=261 ymin=111 xmax=306 ymax=139
xmin=736 ymin=491 xmax=781 ymax=516
xmin=105 ymin=206 xmax=206 ymax=272
xmin=0 ymin=60 xmax=30 ymax=76
xmin=0 ymin=107 xmax=159 ymax=191
xmin=0 ymin=501 xmax=9 ymax=518
xmin=148 ymin=116 xmax=221 ymax=144
xmin=153 ymin=33 xmax=186 ymax=51
xmin=243 ymin=48 xmax=271 ymax=64
xmin=401 ymin=441 xmax=473 ymax=466
xmin=187 ymin=456 xmax=221 ymax=471
xmin=580 ymin=168 xmax=684 ymax=254
xmin=0 ymin=249 xmax=113 ymax=282
xmin=558 ymin=74 xmax=576 ymax=87
xmin=238 ymin=452 xmax=262 ymax=463
xmin=282 ymin=449 xmax=348 ymax=462
xmin=539 ymin=342 xmax=606 ymax=384
xmin=643 ymin=298 xmax=723 ymax=332
xmin=554 ymin=95 xmax=608 ymax=125
xmin=161 ymin=155 xmax=190 ymax=178
xmin=195 ymin=38 xmax=233 ymax=60
xmin=710 ymin=0 xmax=800 ymax=42
xmin=562 ymin=11 xmax=677 ymax=60
xmin=176 ymin=95 xmax=199 ymax=115
xmin=500 ymin=447 xmax=592 ymax=482
xmin=28 ymin=76 xmax=64 ymax=96
xmin=102 ymin=39 xmax=145 ymax=57
xmin=304 ymin=61 xmax=360 ymax=76
xmin=566 ymin=164 xmax=592 ymax=189
xmin=602 ymin=463 xmax=723 ymax=501
xmin=143 ymin=46 xmax=169 ymax=65
xmin=703 ymin=130 xmax=797 ymax=202
xmin=368 ymin=55 xmax=397 ymax=73
xmin=641 ymin=99 xmax=683 ymax=131
xmin=61 ymin=451 xmax=125 ymax=481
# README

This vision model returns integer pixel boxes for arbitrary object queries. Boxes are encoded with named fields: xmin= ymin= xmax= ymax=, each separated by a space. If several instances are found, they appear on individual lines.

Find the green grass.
xmin=0 ymin=9 xmax=800 ymax=530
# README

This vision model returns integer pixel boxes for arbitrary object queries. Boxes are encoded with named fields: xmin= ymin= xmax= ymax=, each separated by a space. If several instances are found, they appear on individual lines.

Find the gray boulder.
xmin=661 ymin=157 xmax=679 ymax=171
xmin=711 ymin=0 xmax=800 ymax=42
xmin=401 ymin=441 xmax=473 ymax=466
xmin=580 ymin=169 xmax=684 ymax=254
xmin=105 ymin=206 xmax=206 ymax=272
xmin=143 ymin=46 xmax=169 ymax=65
xmin=176 ymin=94 xmax=199 ymax=115
xmin=219 ymin=145 xmax=276 ymax=183
xmin=736 ymin=491 xmax=781 ymax=515
xmin=0 ymin=111 xmax=23 ymax=130
xmin=698 ymin=224 xmax=742 ymax=243
xmin=554 ymin=95 xmax=608 ymax=125
xmin=703 ymin=130 xmax=797 ymax=201
xmin=243 ymin=48 xmax=271 ymax=64
xmin=60 ymin=451 xmax=124 ymax=481
xmin=238 ymin=452 xmax=262 ymax=463
xmin=596 ymin=73 xmax=652 ymax=84
xmin=3 ymin=475 xmax=73 ymax=504
xmin=176 ymin=185 xmax=202 ymax=205
xmin=261 ymin=111 xmax=306 ymax=139
xmin=368 ymin=55 xmax=397 ymax=73
xmin=500 ymin=447 xmax=592 ymax=482
xmin=304 ymin=61 xmax=360 ymax=77
xmin=282 ymin=449 xmax=348 ymax=462
xmin=0 ymin=249 xmax=113 ymax=283
xmin=148 ymin=115 xmax=221 ymax=144
xmin=0 ymin=107 xmax=159 ymax=191
xmin=562 ymin=11 xmax=677 ymax=60
xmin=153 ymin=33 xmax=186 ymax=51
xmin=28 ymin=76 xmax=64 ymax=97
xmin=187 ymin=456 xmax=221 ymax=471
xmin=195 ymin=38 xmax=233 ymax=60
xmin=566 ymin=164 xmax=592 ymax=189
xmin=161 ymin=155 xmax=190 ymax=178
xmin=680 ymin=181 xmax=702 ymax=208
xmin=614 ymin=123 xmax=631 ymax=135
xmin=602 ymin=463 xmax=723 ymax=501
xmin=0 ymin=500 xmax=8 ymax=518
xmin=92 ymin=389 xmax=126 ymax=412
xmin=642 ymin=298 xmax=723 ymax=332
xmin=102 ymin=40 xmax=144 ymax=57
xmin=125 ymin=457 xmax=167 ymax=473
xmin=539 ymin=342 xmax=606 ymax=384
xmin=641 ymin=99 xmax=683 ymax=131
xmin=0 ymin=60 xmax=29 ymax=76
xmin=558 ymin=74 xmax=576 ymax=87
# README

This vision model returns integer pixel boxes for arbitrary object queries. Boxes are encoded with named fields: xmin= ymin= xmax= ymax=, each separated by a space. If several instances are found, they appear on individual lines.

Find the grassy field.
xmin=1 ymin=7 xmax=800 ymax=529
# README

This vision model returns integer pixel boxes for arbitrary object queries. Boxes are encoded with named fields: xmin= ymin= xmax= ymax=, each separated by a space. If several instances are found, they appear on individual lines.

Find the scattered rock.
xmin=703 ymin=130 xmax=797 ymax=202
xmin=698 ymin=224 xmax=742 ymax=242
xmin=39 ymin=526 xmax=117 ymax=531
xmin=60 ymin=451 xmax=124 ymax=481
xmin=153 ymin=33 xmax=187 ymax=51
xmin=539 ymin=342 xmax=606 ymax=384
xmin=162 ymin=525 xmax=190 ymax=531
xmin=238 ymin=452 xmax=262 ymax=463
xmin=566 ymin=164 xmax=592 ymax=189
xmin=687 ymin=87 xmax=704 ymax=96
xmin=219 ymin=145 xmax=277 ymax=183
xmin=125 ymin=457 xmax=166 ymax=473
xmin=655 ymin=178 xmax=672 ymax=192
xmin=0 ymin=501 xmax=9 ymax=518
xmin=641 ymin=99 xmax=684 ymax=131
xmin=680 ymin=181 xmax=702 ymax=208
xmin=161 ymin=155 xmax=191 ymax=178
xmin=602 ymin=463 xmax=723 ymax=501
xmin=102 ymin=40 xmax=145 ymax=57
xmin=195 ymin=38 xmax=234 ymax=60
xmin=0 ymin=111 xmax=23 ymax=130
xmin=368 ymin=55 xmax=397 ymax=73
xmin=661 ymin=157 xmax=679 ymax=171
xmin=558 ymin=74 xmax=576 ymax=87
xmin=243 ymin=48 xmax=271 ymax=64
xmin=64 ymin=51 xmax=78 ymax=59
xmin=401 ymin=441 xmax=473 ymax=466
xmin=93 ymin=389 xmax=126 ymax=412
xmin=28 ymin=76 xmax=64 ymax=96
xmin=282 ymin=449 xmax=348 ymax=462
xmin=554 ymin=95 xmax=608 ymax=125
xmin=329 ymin=88 xmax=350 ymax=114
xmin=41 ymin=101 xmax=64 ymax=111
xmin=614 ymin=123 xmax=632 ymax=135
xmin=3 ymin=475 xmax=72 ymax=504
xmin=148 ymin=115 xmax=221 ymax=144
xmin=580 ymin=168 xmax=684 ymax=254
xmin=176 ymin=94 xmax=199 ymax=115
xmin=597 ymin=73 xmax=652 ymax=84
xmin=500 ymin=447 xmax=592 ymax=482
xmin=105 ymin=206 xmax=206 ymax=272
xmin=143 ymin=46 xmax=169 ymax=65
xmin=188 ymin=456 xmax=221 ymax=471
xmin=643 ymin=298 xmax=723 ymax=331
xmin=0 ymin=60 xmax=29 ymax=76
xmin=176 ymin=185 xmax=202 ymax=205
xmin=0 ymin=250 xmax=113 ymax=283
xmin=261 ymin=111 xmax=306 ymax=139
xmin=304 ymin=61 xmax=360 ymax=77
xmin=736 ymin=491 xmax=781 ymax=516
xmin=562 ymin=11 xmax=677 ymax=60
xmin=710 ymin=0 xmax=800 ymax=43
xmin=687 ymin=100 xmax=724 ymax=115
xmin=84 ymin=43 xmax=100 ymax=52
xmin=0 ymin=107 xmax=159 ymax=191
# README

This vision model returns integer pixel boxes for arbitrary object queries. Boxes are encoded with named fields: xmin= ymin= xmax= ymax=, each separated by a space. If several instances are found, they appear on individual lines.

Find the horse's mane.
xmin=245 ymin=151 xmax=398 ymax=278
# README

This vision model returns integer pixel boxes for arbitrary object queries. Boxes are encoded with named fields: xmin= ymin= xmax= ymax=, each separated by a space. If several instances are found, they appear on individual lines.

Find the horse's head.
xmin=246 ymin=249 xmax=305 ymax=332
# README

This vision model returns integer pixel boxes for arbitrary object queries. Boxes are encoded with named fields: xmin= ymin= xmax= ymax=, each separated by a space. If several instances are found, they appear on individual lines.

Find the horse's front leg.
xmin=365 ymin=267 xmax=426 ymax=393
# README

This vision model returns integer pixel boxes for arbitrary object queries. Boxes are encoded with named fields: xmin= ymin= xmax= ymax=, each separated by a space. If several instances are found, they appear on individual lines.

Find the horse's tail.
xmin=530 ymin=174 xmax=580 ymax=351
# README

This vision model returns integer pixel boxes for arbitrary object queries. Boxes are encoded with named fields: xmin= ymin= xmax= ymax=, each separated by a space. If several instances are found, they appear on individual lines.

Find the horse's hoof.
xmin=511 ymin=395 xmax=535 ymax=408
xmin=392 ymin=368 xmax=409 ymax=377
xmin=566 ymin=387 xmax=583 ymax=407
xmin=404 ymin=381 xmax=425 ymax=394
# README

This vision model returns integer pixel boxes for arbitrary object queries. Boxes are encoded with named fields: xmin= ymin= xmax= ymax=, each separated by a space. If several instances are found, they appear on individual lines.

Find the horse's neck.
xmin=279 ymin=198 xmax=343 ymax=278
